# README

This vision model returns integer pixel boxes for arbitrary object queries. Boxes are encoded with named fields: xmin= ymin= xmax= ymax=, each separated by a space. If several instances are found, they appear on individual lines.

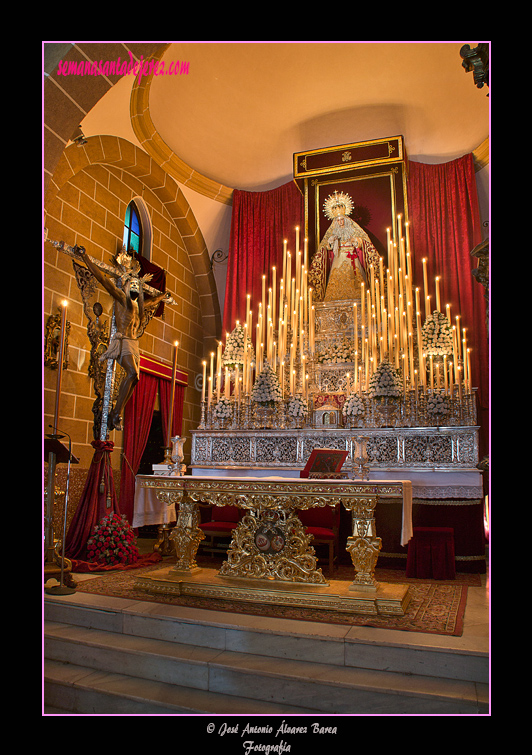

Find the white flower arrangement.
xmin=421 ymin=311 xmax=453 ymax=357
xmin=317 ymin=338 xmax=354 ymax=365
xmin=223 ymin=323 xmax=255 ymax=367
xmin=288 ymin=394 xmax=308 ymax=418
xmin=368 ymin=359 xmax=403 ymax=399
xmin=342 ymin=393 xmax=365 ymax=417
xmin=212 ymin=396 xmax=233 ymax=420
xmin=251 ymin=363 xmax=283 ymax=405
xmin=426 ymin=391 xmax=450 ymax=416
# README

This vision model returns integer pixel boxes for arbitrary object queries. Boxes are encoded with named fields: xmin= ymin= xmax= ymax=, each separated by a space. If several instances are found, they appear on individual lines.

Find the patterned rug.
xmin=74 ymin=558 xmax=473 ymax=637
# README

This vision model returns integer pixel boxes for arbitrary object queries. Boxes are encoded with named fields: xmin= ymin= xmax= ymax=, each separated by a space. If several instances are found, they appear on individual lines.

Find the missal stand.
xmin=44 ymin=434 xmax=79 ymax=594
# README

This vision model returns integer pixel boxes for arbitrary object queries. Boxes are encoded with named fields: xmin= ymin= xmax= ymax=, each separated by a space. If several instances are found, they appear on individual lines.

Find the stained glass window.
xmin=123 ymin=201 xmax=143 ymax=255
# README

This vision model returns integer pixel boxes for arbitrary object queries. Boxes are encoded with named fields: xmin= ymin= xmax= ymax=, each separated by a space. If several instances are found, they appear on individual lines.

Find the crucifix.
xmin=48 ymin=239 xmax=177 ymax=438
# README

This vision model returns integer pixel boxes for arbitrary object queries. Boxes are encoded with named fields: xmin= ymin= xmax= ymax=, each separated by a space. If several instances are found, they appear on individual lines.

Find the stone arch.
xmin=44 ymin=134 xmax=220 ymax=341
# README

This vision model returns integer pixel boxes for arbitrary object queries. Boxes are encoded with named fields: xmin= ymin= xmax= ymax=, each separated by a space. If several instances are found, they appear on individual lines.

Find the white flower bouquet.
xmin=212 ymin=396 xmax=233 ymax=420
xmin=426 ymin=391 xmax=450 ymax=416
xmin=368 ymin=359 xmax=403 ymax=399
xmin=288 ymin=394 xmax=308 ymax=418
xmin=317 ymin=338 xmax=354 ymax=365
xmin=421 ymin=311 xmax=453 ymax=357
xmin=223 ymin=323 xmax=255 ymax=368
xmin=342 ymin=393 xmax=365 ymax=417
xmin=251 ymin=363 xmax=283 ymax=405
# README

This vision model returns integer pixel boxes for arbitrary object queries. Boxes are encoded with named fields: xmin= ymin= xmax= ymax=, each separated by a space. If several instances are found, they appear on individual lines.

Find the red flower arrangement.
xmin=86 ymin=513 xmax=139 ymax=567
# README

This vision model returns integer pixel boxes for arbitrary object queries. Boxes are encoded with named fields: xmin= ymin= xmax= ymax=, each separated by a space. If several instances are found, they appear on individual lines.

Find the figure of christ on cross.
xmin=73 ymin=245 xmax=174 ymax=432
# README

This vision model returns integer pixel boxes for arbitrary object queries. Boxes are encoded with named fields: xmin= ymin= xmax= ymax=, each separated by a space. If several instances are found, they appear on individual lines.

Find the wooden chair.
xmin=297 ymin=505 xmax=340 ymax=575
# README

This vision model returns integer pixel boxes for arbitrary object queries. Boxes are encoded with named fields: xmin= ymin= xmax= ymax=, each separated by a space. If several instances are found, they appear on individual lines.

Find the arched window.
xmin=123 ymin=200 xmax=143 ymax=256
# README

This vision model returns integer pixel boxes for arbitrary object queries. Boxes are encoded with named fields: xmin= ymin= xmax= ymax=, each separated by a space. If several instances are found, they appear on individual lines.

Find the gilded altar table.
xmin=134 ymin=474 xmax=413 ymax=616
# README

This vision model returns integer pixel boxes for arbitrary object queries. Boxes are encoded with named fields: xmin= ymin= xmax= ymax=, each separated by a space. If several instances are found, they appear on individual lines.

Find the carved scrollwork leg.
xmin=344 ymin=495 xmax=382 ymax=591
xmin=156 ymin=490 xmax=204 ymax=574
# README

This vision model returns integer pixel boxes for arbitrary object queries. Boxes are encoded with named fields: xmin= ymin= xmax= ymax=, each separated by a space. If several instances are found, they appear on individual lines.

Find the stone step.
xmin=43 ymin=617 xmax=488 ymax=715
xmin=44 ymin=658 xmax=317 ymax=715
xmin=43 ymin=593 xmax=489 ymax=684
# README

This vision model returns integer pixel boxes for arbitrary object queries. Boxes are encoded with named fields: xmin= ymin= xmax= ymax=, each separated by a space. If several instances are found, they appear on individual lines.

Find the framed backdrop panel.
xmin=294 ymin=136 xmax=409 ymax=270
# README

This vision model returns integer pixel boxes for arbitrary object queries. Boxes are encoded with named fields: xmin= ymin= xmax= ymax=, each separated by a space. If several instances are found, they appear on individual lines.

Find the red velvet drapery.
xmin=118 ymin=369 xmax=185 ymax=523
xmin=223 ymin=180 xmax=304 ymax=335
xmin=65 ymin=440 xmax=120 ymax=562
xmin=118 ymin=371 xmax=159 ymax=523
xmin=159 ymin=378 xmax=184 ymax=440
xmin=406 ymin=154 xmax=488 ymax=454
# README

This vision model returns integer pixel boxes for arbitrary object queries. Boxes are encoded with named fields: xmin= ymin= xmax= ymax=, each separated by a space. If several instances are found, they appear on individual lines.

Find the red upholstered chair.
xmin=406 ymin=527 xmax=456 ymax=580
xmin=297 ymin=506 xmax=340 ymax=575
xmin=199 ymin=506 xmax=241 ymax=554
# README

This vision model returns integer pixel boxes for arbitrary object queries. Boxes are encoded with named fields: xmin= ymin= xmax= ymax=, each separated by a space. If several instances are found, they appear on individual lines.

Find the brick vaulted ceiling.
xmin=44 ymin=42 xmax=489 ymax=204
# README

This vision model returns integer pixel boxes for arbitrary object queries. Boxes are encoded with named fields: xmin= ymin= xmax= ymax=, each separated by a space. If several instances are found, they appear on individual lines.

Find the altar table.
xmin=135 ymin=474 xmax=412 ymax=592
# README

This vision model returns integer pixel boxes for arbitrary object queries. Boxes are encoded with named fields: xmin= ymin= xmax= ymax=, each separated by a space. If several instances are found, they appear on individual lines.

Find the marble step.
xmin=44 ymin=619 xmax=488 ymax=715
xmin=44 ymin=658 xmax=317 ymax=715
xmin=43 ymin=593 xmax=489 ymax=685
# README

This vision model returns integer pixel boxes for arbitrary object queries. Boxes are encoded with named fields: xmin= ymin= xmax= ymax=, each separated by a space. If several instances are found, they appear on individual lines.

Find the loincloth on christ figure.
xmin=99 ymin=333 xmax=140 ymax=374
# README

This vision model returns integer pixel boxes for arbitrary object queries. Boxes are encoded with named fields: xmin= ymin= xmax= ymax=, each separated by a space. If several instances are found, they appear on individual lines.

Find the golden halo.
xmin=323 ymin=190 xmax=354 ymax=220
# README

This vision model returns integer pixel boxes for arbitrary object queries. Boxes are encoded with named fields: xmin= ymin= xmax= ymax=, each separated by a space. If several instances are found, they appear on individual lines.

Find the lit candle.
xmin=272 ymin=267 xmax=276 ymax=329
xmin=202 ymin=360 xmax=207 ymax=402
xmin=166 ymin=341 xmax=179 ymax=448
xmin=435 ymin=276 xmax=441 ymax=312
xmin=422 ymin=258 xmax=429 ymax=319
xmin=209 ymin=351 xmax=214 ymax=406
xmin=262 ymin=275 xmax=266 ymax=342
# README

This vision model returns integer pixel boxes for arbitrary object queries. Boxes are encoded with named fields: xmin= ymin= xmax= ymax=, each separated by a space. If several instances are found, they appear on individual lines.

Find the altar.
xmin=134 ymin=473 xmax=413 ymax=616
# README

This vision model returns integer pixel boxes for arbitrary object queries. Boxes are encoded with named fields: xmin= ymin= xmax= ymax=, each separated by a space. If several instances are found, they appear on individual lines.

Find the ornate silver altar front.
xmin=191 ymin=426 xmax=479 ymax=473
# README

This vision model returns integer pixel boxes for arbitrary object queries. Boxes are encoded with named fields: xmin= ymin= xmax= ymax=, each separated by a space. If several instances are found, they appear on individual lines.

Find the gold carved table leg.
xmin=156 ymin=490 xmax=204 ymax=575
xmin=344 ymin=495 xmax=382 ymax=592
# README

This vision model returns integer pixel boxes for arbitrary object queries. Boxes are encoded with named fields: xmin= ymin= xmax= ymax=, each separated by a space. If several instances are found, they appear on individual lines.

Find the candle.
xmin=262 ymin=275 xmax=266 ymax=342
xmin=422 ymin=258 xmax=429 ymax=319
xmin=455 ymin=316 xmax=462 ymax=360
xmin=225 ymin=367 xmax=230 ymax=399
xmin=435 ymin=276 xmax=441 ymax=312
xmin=209 ymin=352 xmax=214 ymax=406
xmin=202 ymin=360 xmax=207 ymax=402
xmin=53 ymin=300 xmax=68 ymax=430
xmin=166 ymin=341 xmax=179 ymax=448
xmin=272 ymin=267 xmax=276 ymax=329
xmin=242 ymin=327 xmax=248 ymax=394
xmin=310 ymin=304 xmax=315 ymax=355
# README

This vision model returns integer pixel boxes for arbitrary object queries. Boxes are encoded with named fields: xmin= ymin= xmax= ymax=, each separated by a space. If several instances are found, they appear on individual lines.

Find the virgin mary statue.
xmin=309 ymin=191 xmax=381 ymax=302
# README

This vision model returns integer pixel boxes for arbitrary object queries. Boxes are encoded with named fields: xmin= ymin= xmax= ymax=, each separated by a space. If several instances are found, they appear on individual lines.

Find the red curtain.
xmin=223 ymin=180 xmax=304 ymax=335
xmin=160 ymin=379 xmax=185 ymax=440
xmin=65 ymin=440 xmax=120 ymax=562
xmin=119 ymin=371 xmax=158 ymax=523
xmin=407 ymin=154 xmax=488 ymax=455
